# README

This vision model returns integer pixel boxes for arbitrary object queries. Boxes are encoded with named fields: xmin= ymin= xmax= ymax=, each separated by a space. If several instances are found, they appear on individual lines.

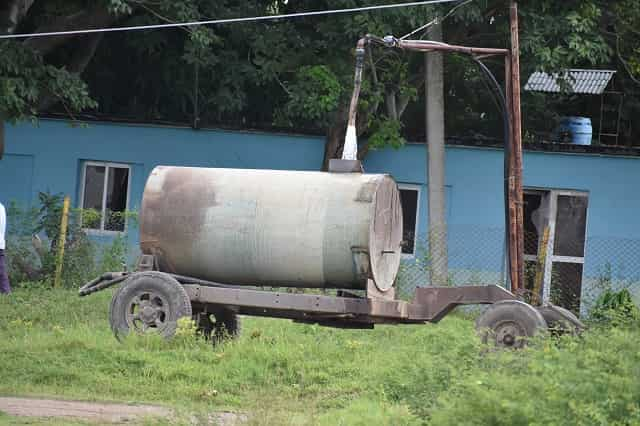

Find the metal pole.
xmin=509 ymin=0 xmax=524 ymax=291
xmin=504 ymin=55 xmax=516 ymax=291
xmin=398 ymin=40 xmax=508 ymax=56
xmin=425 ymin=19 xmax=448 ymax=286
xmin=53 ymin=195 xmax=70 ymax=288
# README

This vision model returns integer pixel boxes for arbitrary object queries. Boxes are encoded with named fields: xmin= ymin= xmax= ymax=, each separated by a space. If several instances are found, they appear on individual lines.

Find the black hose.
xmin=78 ymin=272 xmax=129 ymax=296
xmin=471 ymin=57 xmax=512 ymax=289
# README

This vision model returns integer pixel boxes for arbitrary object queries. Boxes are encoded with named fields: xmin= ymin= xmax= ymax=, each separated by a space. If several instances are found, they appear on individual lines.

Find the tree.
xmin=2 ymin=0 xmax=640 ymax=156
xmin=83 ymin=0 xmax=437 ymax=169
xmin=0 ymin=1 xmax=119 ymax=122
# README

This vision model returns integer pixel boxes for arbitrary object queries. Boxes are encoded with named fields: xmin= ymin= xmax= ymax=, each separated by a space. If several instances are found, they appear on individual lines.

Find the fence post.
xmin=53 ymin=195 xmax=70 ymax=288
xmin=532 ymin=226 xmax=550 ymax=306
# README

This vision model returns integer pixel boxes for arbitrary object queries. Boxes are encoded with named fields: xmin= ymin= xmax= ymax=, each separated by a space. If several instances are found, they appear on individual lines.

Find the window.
xmin=523 ymin=189 xmax=589 ymax=315
xmin=80 ymin=162 xmax=131 ymax=232
xmin=398 ymin=185 xmax=420 ymax=256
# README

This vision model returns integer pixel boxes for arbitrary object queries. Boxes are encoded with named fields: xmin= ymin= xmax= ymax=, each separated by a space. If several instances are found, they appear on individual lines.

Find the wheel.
xmin=538 ymin=304 xmax=585 ymax=336
xmin=109 ymin=272 xmax=192 ymax=340
xmin=476 ymin=300 xmax=547 ymax=349
xmin=193 ymin=307 xmax=241 ymax=343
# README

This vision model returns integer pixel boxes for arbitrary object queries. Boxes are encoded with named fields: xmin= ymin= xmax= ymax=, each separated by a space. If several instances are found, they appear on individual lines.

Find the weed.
xmin=589 ymin=288 xmax=640 ymax=327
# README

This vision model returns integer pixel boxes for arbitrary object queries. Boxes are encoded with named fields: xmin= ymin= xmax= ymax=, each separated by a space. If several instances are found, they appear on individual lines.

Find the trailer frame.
xmin=80 ymin=251 xmax=584 ymax=347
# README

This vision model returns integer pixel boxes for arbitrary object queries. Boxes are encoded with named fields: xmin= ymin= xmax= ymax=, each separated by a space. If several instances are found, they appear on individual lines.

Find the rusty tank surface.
xmin=140 ymin=166 xmax=403 ymax=291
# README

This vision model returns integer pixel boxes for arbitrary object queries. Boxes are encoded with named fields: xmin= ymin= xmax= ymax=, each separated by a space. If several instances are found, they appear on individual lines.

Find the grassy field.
xmin=1 ymin=287 xmax=640 ymax=425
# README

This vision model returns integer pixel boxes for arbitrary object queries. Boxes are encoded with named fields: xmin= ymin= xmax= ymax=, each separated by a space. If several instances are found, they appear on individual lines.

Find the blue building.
xmin=2 ymin=118 xmax=639 ymax=315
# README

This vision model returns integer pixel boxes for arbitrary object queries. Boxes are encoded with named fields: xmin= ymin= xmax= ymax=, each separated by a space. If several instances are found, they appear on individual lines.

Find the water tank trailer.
xmin=79 ymin=164 xmax=582 ymax=348
xmin=79 ymin=34 xmax=583 ymax=348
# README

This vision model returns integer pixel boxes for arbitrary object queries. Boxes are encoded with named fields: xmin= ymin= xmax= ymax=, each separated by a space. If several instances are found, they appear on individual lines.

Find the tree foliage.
xmin=1 ymin=0 xmax=640 ymax=155
xmin=0 ymin=40 xmax=96 ymax=122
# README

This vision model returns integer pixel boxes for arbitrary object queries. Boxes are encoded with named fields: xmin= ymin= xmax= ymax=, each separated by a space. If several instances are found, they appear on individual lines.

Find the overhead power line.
xmin=400 ymin=0 xmax=473 ymax=39
xmin=0 ymin=0 xmax=462 ymax=40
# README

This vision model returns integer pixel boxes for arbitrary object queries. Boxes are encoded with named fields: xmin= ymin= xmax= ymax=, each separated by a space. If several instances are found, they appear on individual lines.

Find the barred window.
xmin=80 ymin=162 xmax=130 ymax=232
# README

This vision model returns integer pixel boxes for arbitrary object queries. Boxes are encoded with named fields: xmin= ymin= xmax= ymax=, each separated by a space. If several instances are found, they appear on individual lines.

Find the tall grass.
xmin=1 ymin=288 xmax=639 ymax=425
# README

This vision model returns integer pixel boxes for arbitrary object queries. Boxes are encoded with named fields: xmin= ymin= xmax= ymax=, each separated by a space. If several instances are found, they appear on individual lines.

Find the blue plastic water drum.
xmin=556 ymin=116 xmax=592 ymax=145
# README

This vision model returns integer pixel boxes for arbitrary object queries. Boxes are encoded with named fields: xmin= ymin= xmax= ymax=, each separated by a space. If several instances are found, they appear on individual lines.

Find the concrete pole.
xmin=425 ymin=19 xmax=448 ymax=286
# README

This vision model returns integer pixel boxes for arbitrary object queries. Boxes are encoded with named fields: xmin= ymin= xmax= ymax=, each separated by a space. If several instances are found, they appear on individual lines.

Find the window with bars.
xmin=80 ymin=162 xmax=131 ymax=232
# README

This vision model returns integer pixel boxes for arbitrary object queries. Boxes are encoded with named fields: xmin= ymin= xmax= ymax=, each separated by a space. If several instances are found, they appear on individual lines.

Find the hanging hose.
xmin=471 ymin=56 xmax=512 ymax=289
xmin=342 ymin=39 xmax=366 ymax=160
xmin=342 ymin=34 xmax=389 ymax=160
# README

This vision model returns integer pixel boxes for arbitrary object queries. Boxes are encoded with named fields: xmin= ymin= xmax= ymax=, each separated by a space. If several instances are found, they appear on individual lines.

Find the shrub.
xmin=589 ymin=288 xmax=640 ymax=327
xmin=5 ymin=192 xmax=136 ymax=288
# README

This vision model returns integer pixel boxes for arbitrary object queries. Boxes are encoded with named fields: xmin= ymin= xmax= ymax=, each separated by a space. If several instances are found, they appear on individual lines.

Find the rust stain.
xmin=140 ymin=167 xmax=218 ymax=274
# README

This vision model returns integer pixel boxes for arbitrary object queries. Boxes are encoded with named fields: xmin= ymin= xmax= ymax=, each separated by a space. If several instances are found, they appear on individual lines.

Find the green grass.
xmin=1 ymin=288 xmax=640 ymax=425
xmin=0 ymin=413 xmax=95 ymax=426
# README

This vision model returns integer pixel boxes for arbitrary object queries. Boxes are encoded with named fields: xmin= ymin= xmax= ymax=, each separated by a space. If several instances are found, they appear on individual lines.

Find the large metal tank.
xmin=140 ymin=166 xmax=403 ymax=291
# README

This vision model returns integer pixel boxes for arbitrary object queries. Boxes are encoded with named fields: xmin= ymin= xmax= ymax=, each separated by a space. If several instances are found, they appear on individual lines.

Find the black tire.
xmin=193 ymin=307 xmax=241 ymax=343
xmin=109 ymin=272 xmax=192 ymax=341
xmin=538 ymin=304 xmax=585 ymax=336
xmin=476 ymin=300 xmax=548 ymax=349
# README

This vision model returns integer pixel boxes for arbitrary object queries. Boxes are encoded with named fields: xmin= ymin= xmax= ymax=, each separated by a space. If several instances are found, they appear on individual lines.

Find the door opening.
xmin=523 ymin=189 xmax=589 ymax=315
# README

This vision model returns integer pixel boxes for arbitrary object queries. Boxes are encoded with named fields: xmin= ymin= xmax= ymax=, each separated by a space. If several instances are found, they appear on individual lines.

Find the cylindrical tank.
xmin=556 ymin=116 xmax=592 ymax=145
xmin=140 ymin=166 xmax=403 ymax=291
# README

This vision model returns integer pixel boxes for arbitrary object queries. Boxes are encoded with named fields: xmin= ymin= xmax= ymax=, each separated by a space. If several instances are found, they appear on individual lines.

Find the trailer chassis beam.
xmin=183 ymin=283 xmax=516 ymax=326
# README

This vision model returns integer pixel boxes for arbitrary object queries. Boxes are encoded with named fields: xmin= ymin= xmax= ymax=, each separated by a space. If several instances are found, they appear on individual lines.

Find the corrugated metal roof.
xmin=524 ymin=69 xmax=615 ymax=95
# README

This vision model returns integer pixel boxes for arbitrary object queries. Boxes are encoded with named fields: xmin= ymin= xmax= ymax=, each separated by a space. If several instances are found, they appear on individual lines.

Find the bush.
xmin=589 ymin=288 xmax=640 ymax=327
xmin=5 ymin=192 xmax=136 ymax=288
xmin=428 ymin=327 xmax=640 ymax=425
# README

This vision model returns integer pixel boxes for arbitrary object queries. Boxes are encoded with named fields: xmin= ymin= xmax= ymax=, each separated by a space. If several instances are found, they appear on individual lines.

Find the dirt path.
xmin=0 ymin=397 xmax=246 ymax=425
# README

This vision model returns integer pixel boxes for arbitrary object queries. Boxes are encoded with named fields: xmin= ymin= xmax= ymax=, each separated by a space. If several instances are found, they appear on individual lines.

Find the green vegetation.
xmin=6 ymin=192 xmax=134 ymax=289
xmin=1 ymin=287 xmax=639 ymax=425
xmin=4 ymin=1 xmax=640 ymax=161
xmin=0 ymin=413 xmax=95 ymax=426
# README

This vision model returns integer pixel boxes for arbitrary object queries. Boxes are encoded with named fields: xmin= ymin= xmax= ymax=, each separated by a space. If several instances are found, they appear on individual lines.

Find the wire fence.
xmin=396 ymin=225 xmax=640 ymax=317
xmin=6 ymin=197 xmax=639 ymax=318
xmin=396 ymin=225 xmax=507 ymax=299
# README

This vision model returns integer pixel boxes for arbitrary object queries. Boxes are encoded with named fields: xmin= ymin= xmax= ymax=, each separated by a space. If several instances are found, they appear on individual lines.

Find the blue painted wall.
xmin=366 ymin=142 xmax=640 ymax=308
xmin=2 ymin=119 xmax=325 ymax=255
xmin=0 ymin=153 xmax=34 ymax=207
xmin=2 ymin=119 xmax=639 ymax=307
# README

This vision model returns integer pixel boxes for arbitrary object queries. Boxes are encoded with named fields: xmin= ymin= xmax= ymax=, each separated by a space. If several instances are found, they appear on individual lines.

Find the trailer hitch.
xmin=78 ymin=272 xmax=130 ymax=297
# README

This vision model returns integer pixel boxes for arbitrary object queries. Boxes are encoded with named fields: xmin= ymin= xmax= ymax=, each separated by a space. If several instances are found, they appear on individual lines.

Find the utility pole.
xmin=425 ymin=17 xmax=448 ymax=286
xmin=508 ymin=0 xmax=524 ymax=291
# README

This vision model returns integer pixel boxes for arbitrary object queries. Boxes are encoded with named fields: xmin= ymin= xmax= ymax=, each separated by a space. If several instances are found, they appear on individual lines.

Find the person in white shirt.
xmin=0 ymin=201 xmax=11 ymax=294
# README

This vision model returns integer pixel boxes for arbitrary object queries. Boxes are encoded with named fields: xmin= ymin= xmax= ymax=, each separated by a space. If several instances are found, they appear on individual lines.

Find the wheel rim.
xmin=125 ymin=291 xmax=170 ymax=333
xmin=493 ymin=320 xmax=526 ymax=348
